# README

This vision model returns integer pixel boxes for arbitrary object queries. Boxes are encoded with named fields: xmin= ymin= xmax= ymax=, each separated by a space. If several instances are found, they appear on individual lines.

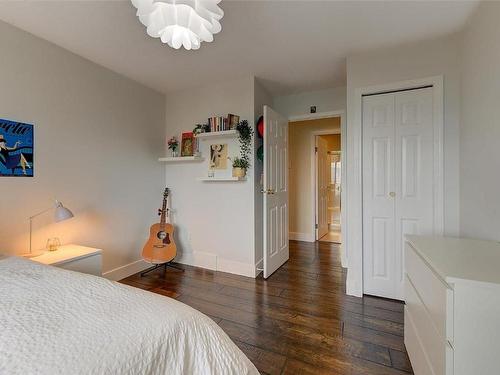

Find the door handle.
xmin=260 ymin=188 xmax=275 ymax=194
xmin=389 ymin=192 xmax=396 ymax=198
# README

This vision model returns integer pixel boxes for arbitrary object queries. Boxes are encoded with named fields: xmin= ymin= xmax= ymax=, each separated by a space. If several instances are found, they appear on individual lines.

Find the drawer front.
xmin=57 ymin=254 xmax=102 ymax=276
xmin=405 ymin=275 xmax=446 ymax=375
xmin=405 ymin=242 xmax=453 ymax=342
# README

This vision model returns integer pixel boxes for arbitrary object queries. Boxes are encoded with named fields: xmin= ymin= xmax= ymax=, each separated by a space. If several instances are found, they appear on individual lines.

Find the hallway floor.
xmin=120 ymin=241 xmax=412 ymax=374
xmin=319 ymin=228 xmax=342 ymax=243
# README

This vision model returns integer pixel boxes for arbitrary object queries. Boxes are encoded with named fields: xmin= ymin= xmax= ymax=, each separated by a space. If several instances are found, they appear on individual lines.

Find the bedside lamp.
xmin=25 ymin=200 xmax=74 ymax=258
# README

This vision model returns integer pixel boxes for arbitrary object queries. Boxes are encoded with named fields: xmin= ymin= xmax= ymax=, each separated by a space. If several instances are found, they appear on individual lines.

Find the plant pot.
xmin=232 ymin=167 xmax=246 ymax=178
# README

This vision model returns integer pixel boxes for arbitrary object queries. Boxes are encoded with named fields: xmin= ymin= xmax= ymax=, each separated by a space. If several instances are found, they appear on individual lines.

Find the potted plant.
xmin=232 ymin=120 xmax=253 ymax=177
xmin=230 ymin=157 xmax=249 ymax=178
xmin=167 ymin=136 xmax=179 ymax=157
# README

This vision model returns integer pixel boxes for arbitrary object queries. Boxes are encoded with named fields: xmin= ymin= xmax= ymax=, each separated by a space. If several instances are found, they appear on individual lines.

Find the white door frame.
xmin=346 ymin=76 xmax=444 ymax=297
xmin=289 ymin=110 xmax=347 ymax=268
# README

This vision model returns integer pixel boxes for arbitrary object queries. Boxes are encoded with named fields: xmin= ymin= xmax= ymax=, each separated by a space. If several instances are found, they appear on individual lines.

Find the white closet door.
xmin=394 ymin=88 xmax=434 ymax=298
xmin=363 ymin=87 xmax=435 ymax=300
xmin=363 ymin=93 xmax=396 ymax=299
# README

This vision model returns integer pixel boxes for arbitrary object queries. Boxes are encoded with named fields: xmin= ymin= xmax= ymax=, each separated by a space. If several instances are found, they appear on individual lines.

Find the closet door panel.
xmin=394 ymin=87 xmax=435 ymax=298
xmin=362 ymin=93 xmax=397 ymax=298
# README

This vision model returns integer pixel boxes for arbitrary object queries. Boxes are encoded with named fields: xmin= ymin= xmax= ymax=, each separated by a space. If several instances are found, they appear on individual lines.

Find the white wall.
xmin=0 ymin=21 xmax=166 ymax=279
xmin=345 ymin=34 xmax=461 ymax=296
xmin=460 ymin=2 xmax=500 ymax=241
xmin=274 ymin=87 xmax=346 ymax=119
xmin=164 ymin=76 xmax=260 ymax=277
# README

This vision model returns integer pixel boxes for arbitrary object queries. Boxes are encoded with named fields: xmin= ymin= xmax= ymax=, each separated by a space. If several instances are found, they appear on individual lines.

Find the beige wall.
xmin=289 ymin=117 xmax=341 ymax=239
xmin=460 ymin=2 xmax=500 ymax=241
xmin=0 ymin=21 xmax=166 ymax=278
xmin=320 ymin=134 xmax=341 ymax=151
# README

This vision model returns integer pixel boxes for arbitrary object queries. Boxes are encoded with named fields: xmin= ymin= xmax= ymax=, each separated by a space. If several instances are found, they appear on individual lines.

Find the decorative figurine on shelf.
xmin=167 ymin=136 xmax=179 ymax=157
xmin=208 ymin=163 xmax=215 ymax=178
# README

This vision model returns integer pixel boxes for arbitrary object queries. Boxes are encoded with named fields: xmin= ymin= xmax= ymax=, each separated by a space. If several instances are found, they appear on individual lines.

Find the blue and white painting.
xmin=0 ymin=119 xmax=34 ymax=177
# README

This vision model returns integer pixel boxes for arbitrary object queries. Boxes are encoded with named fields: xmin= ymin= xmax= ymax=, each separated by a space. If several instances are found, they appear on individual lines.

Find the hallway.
xmin=120 ymin=241 xmax=412 ymax=374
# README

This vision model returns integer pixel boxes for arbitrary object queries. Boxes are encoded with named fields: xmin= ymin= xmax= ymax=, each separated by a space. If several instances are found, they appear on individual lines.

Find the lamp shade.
xmin=54 ymin=201 xmax=74 ymax=223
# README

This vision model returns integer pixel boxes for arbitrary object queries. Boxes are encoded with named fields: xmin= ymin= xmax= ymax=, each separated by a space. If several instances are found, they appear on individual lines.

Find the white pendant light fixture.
xmin=131 ymin=0 xmax=224 ymax=50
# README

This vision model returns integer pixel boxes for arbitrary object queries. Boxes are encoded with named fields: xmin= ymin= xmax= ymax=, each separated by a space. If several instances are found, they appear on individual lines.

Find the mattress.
xmin=0 ymin=256 xmax=258 ymax=375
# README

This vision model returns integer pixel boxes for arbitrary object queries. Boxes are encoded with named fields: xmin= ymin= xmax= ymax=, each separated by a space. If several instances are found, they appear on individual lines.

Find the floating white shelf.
xmin=195 ymin=130 xmax=238 ymax=140
xmin=197 ymin=176 xmax=247 ymax=182
xmin=158 ymin=156 xmax=204 ymax=163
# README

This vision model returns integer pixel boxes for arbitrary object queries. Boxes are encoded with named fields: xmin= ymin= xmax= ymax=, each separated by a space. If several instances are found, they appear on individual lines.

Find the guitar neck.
xmin=160 ymin=196 xmax=168 ymax=224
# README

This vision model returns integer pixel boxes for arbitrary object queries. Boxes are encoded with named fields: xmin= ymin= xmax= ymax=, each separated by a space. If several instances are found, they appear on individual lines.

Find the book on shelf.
xmin=207 ymin=114 xmax=240 ymax=132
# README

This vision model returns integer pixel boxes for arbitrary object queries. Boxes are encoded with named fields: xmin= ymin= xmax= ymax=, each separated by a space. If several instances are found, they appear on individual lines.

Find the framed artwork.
xmin=0 ymin=119 xmax=34 ymax=177
xmin=210 ymin=143 xmax=228 ymax=169
xmin=181 ymin=132 xmax=194 ymax=156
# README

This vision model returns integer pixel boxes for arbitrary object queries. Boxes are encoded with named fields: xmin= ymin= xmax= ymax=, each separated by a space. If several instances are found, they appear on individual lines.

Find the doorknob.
xmin=260 ymin=188 xmax=275 ymax=194
xmin=389 ymin=192 xmax=396 ymax=198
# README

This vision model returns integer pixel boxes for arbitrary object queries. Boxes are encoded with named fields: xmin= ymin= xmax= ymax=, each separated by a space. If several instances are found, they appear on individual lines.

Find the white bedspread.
xmin=0 ymin=257 xmax=258 ymax=375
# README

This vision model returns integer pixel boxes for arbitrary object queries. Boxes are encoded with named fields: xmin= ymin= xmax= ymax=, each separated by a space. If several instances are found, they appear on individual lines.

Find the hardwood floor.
xmin=120 ymin=240 xmax=412 ymax=375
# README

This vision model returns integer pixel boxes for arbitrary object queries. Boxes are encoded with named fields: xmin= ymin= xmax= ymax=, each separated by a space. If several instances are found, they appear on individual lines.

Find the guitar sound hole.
xmin=157 ymin=231 xmax=171 ymax=244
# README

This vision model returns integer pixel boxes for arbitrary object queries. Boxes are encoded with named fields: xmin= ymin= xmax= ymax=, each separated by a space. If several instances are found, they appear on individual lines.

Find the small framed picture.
xmin=181 ymin=132 xmax=194 ymax=156
xmin=210 ymin=143 xmax=228 ymax=169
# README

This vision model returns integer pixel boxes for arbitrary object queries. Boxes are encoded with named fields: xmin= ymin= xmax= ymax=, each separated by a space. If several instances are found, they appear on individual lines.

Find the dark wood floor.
xmin=120 ymin=241 xmax=412 ymax=375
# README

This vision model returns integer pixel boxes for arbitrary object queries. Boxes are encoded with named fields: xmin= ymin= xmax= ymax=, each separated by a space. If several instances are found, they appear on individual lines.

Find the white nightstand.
xmin=31 ymin=244 xmax=102 ymax=276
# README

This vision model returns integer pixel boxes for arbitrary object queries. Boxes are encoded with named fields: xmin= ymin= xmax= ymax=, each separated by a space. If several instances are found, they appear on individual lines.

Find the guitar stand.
xmin=140 ymin=262 xmax=185 ymax=277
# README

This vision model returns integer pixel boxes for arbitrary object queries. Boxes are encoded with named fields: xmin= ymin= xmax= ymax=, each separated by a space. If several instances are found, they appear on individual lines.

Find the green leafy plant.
xmin=230 ymin=157 xmax=249 ymax=169
xmin=193 ymin=123 xmax=210 ymax=135
xmin=235 ymin=120 xmax=253 ymax=169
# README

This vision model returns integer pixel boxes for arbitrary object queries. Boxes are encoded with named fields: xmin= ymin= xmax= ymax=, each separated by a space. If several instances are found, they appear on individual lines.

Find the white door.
xmin=363 ymin=87 xmax=434 ymax=300
xmin=263 ymin=105 xmax=289 ymax=278
xmin=316 ymin=136 xmax=329 ymax=240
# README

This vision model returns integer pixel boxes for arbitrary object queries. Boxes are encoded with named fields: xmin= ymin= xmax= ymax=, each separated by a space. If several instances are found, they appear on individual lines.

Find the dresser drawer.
xmin=405 ymin=241 xmax=453 ymax=342
xmin=405 ymin=274 xmax=446 ymax=375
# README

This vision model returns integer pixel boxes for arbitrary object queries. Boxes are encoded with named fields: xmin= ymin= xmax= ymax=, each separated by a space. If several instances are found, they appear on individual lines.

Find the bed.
xmin=0 ymin=256 xmax=258 ymax=375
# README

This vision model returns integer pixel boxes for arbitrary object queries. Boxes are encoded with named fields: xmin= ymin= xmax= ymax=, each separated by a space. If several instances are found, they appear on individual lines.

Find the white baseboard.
xmin=175 ymin=250 xmax=217 ymax=271
xmin=103 ymin=259 xmax=150 ymax=281
xmin=289 ymin=232 xmax=315 ymax=242
xmin=218 ymin=257 xmax=257 ymax=278
xmin=176 ymin=250 xmax=258 ymax=278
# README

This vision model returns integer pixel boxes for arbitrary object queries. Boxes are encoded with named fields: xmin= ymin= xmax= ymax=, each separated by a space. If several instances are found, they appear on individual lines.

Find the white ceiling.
xmin=0 ymin=1 xmax=479 ymax=96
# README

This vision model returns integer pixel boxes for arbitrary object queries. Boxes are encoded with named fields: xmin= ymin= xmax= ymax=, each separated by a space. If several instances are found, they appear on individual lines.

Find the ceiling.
xmin=0 ymin=1 xmax=479 ymax=96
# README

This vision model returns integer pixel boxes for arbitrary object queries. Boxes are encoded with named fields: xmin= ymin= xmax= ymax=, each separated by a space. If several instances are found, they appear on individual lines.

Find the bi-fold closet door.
xmin=362 ymin=87 xmax=435 ymax=300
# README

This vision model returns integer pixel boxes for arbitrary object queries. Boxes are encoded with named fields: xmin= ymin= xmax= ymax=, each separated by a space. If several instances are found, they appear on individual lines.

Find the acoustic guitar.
xmin=142 ymin=188 xmax=177 ymax=264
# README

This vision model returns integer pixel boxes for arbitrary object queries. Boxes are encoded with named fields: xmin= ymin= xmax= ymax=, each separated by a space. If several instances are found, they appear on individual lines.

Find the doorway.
xmin=287 ymin=115 xmax=344 ymax=253
xmin=316 ymin=136 xmax=342 ymax=244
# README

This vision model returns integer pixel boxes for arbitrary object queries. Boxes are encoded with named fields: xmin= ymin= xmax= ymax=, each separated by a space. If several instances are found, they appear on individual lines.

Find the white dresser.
xmin=404 ymin=235 xmax=500 ymax=375
xmin=31 ymin=244 xmax=102 ymax=276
